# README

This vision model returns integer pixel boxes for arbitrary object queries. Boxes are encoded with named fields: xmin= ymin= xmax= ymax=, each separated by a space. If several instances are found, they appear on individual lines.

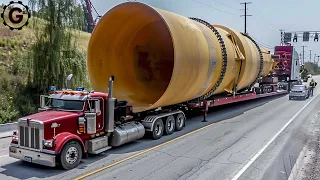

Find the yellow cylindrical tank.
xmin=260 ymin=47 xmax=275 ymax=76
xmin=86 ymin=2 xmax=273 ymax=112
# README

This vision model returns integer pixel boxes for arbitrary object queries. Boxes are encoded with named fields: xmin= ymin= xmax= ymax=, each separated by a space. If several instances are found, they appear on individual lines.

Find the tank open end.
xmin=87 ymin=2 xmax=174 ymax=109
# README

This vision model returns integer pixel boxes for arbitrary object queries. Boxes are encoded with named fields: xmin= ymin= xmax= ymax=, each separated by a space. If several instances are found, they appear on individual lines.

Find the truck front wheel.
xmin=60 ymin=141 xmax=82 ymax=170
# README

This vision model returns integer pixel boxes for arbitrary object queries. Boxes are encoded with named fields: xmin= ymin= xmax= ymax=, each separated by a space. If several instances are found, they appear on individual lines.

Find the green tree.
xmin=304 ymin=62 xmax=320 ymax=75
xmin=27 ymin=0 xmax=89 ymax=93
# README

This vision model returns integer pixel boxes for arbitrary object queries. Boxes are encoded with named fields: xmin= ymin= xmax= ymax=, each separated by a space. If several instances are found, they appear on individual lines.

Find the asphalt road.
xmin=0 ymin=77 xmax=319 ymax=180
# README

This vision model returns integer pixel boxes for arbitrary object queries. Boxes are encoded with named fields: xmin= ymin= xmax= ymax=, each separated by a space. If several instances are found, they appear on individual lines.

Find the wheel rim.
xmin=66 ymin=147 xmax=78 ymax=164
xmin=155 ymin=122 xmax=163 ymax=136
xmin=167 ymin=116 xmax=174 ymax=132
xmin=177 ymin=114 xmax=184 ymax=128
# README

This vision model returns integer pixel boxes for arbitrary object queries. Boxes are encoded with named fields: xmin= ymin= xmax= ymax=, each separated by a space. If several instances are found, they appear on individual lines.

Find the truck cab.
xmin=9 ymin=87 xmax=113 ymax=169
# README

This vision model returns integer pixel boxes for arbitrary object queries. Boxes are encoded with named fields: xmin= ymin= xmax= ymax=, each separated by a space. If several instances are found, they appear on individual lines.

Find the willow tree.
xmin=28 ymin=0 xmax=89 ymax=92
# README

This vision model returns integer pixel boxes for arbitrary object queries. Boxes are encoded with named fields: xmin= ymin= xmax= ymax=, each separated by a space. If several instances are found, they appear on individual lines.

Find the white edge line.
xmin=231 ymin=92 xmax=320 ymax=180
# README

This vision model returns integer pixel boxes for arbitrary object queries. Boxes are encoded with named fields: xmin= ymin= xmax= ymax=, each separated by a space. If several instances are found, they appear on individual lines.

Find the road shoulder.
xmin=290 ymin=111 xmax=320 ymax=180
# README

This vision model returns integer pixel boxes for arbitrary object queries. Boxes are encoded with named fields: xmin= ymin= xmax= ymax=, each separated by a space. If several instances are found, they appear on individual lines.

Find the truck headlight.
xmin=43 ymin=139 xmax=54 ymax=147
xmin=11 ymin=130 xmax=18 ymax=143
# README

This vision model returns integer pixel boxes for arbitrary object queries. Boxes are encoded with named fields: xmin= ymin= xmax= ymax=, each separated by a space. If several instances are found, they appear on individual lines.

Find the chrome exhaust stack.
xmin=105 ymin=76 xmax=116 ymax=133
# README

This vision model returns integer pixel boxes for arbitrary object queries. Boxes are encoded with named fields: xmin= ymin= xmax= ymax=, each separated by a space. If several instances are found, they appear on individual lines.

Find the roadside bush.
xmin=10 ymin=40 xmax=17 ymax=49
xmin=0 ymin=94 xmax=19 ymax=124
xmin=0 ymin=48 xmax=37 ymax=124
xmin=13 ymin=84 xmax=39 ymax=117
xmin=0 ymin=110 xmax=19 ymax=124
xmin=0 ymin=73 xmax=12 ymax=92
xmin=0 ymin=39 xmax=5 ymax=47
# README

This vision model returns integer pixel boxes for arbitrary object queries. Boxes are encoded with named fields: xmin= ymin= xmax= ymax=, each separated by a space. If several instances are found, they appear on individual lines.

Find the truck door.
xmin=87 ymin=98 xmax=104 ymax=132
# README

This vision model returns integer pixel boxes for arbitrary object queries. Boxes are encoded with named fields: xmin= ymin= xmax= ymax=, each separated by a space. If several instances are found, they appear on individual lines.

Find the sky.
xmin=2 ymin=0 xmax=320 ymax=62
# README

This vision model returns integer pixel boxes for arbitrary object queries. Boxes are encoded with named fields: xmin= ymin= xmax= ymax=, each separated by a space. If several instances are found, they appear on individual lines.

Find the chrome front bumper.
xmin=9 ymin=145 xmax=56 ymax=167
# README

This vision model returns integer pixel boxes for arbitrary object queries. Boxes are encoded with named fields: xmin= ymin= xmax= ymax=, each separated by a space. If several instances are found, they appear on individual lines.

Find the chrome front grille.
xmin=18 ymin=119 xmax=44 ymax=150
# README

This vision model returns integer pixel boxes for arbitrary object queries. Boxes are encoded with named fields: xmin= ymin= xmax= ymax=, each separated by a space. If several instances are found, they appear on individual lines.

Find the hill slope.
xmin=0 ymin=8 xmax=91 ymax=123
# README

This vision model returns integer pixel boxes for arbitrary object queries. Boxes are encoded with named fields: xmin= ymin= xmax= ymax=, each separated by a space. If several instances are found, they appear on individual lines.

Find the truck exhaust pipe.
xmin=108 ymin=76 xmax=114 ymax=98
xmin=105 ymin=76 xmax=116 ymax=133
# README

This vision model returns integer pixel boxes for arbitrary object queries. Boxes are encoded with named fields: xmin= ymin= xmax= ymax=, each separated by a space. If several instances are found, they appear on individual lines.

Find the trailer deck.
xmin=188 ymin=89 xmax=288 ymax=108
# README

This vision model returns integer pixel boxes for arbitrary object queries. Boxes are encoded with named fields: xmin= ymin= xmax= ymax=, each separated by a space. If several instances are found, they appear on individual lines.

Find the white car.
xmin=289 ymin=85 xmax=310 ymax=100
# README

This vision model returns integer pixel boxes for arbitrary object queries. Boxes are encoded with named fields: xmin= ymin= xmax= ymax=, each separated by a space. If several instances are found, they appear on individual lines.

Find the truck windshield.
xmin=48 ymin=99 xmax=84 ymax=111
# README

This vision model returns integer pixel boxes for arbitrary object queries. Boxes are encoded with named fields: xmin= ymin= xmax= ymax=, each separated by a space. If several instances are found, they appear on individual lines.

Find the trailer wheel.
xmin=164 ymin=115 xmax=175 ymax=135
xmin=60 ymin=141 xmax=82 ymax=170
xmin=175 ymin=113 xmax=185 ymax=131
xmin=151 ymin=119 xmax=164 ymax=140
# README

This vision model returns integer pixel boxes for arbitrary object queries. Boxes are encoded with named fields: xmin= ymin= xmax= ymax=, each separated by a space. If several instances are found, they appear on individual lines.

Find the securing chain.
xmin=189 ymin=17 xmax=227 ymax=101
xmin=241 ymin=33 xmax=264 ymax=90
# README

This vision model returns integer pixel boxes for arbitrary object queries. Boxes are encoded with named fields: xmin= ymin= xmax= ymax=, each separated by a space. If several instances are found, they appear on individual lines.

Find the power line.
xmin=230 ymin=0 xmax=240 ymax=3
xmin=212 ymin=0 xmax=239 ymax=10
xmin=250 ymin=35 xmax=274 ymax=49
xmin=257 ymin=43 xmax=273 ymax=50
xmin=192 ymin=0 xmax=239 ymax=17
xmin=251 ymin=16 xmax=279 ymax=32
xmin=249 ymin=6 xmax=280 ymax=31
xmin=256 ymin=42 xmax=273 ymax=49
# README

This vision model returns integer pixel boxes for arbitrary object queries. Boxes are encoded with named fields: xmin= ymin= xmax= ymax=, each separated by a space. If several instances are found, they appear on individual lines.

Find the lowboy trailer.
xmin=9 ymin=76 xmax=288 ymax=169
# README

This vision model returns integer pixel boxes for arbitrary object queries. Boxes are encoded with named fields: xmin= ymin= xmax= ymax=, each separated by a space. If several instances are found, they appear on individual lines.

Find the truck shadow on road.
xmin=0 ymin=94 xmax=288 ymax=179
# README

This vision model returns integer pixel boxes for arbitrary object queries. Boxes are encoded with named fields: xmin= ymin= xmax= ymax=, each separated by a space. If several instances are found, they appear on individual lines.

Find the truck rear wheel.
xmin=151 ymin=119 xmax=164 ymax=140
xmin=175 ymin=113 xmax=185 ymax=131
xmin=60 ymin=141 xmax=82 ymax=170
xmin=164 ymin=115 xmax=175 ymax=135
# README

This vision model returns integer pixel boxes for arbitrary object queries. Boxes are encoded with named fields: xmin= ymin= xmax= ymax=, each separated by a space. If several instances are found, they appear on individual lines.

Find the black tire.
xmin=175 ymin=113 xmax=185 ymax=131
xmin=164 ymin=115 xmax=175 ymax=135
xmin=60 ymin=141 xmax=82 ymax=170
xmin=151 ymin=119 xmax=164 ymax=140
xmin=289 ymin=96 xmax=292 ymax=100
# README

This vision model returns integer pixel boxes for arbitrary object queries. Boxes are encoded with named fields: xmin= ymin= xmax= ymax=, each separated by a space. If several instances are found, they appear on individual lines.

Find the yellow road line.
xmin=74 ymin=121 xmax=217 ymax=180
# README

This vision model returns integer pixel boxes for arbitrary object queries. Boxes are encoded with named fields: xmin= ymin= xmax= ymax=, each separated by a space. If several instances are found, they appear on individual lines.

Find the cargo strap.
xmin=189 ymin=17 xmax=228 ymax=101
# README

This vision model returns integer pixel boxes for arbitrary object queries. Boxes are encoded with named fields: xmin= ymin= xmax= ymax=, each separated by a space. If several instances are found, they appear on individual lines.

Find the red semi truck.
xmin=273 ymin=45 xmax=301 ymax=86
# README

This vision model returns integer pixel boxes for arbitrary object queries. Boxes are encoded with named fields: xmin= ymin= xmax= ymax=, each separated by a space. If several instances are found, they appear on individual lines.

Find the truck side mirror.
xmin=95 ymin=100 xmax=101 ymax=115
xmin=40 ymin=95 xmax=45 ymax=108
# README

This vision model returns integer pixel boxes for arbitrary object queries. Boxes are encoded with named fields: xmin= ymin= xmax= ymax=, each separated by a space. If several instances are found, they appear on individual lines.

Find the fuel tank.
xmin=109 ymin=121 xmax=145 ymax=147
xmin=87 ymin=2 xmax=274 ymax=112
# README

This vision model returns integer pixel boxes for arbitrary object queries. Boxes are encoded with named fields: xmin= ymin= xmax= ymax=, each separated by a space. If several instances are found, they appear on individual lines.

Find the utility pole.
xmin=314 ymin=54 xmax=317 ymax=64
xmin=280 ymin=29 xmax=285 ymax=45
xmin=240 ymin=2 xmax=252 ymax=34
xmin=309 ymin=50 xmax=312 ymax=62
xmin=317 ymin=56 xmax=320 ymax=65
xmin=299 ymin=53 xmax=303 ymax=64
xmin=301 ymin=45 xmax=307 ymax=64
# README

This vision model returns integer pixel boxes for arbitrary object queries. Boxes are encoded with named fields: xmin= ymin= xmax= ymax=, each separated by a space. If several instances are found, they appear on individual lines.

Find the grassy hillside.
xmin=0 ymin=8 xmax=91 ymax=123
